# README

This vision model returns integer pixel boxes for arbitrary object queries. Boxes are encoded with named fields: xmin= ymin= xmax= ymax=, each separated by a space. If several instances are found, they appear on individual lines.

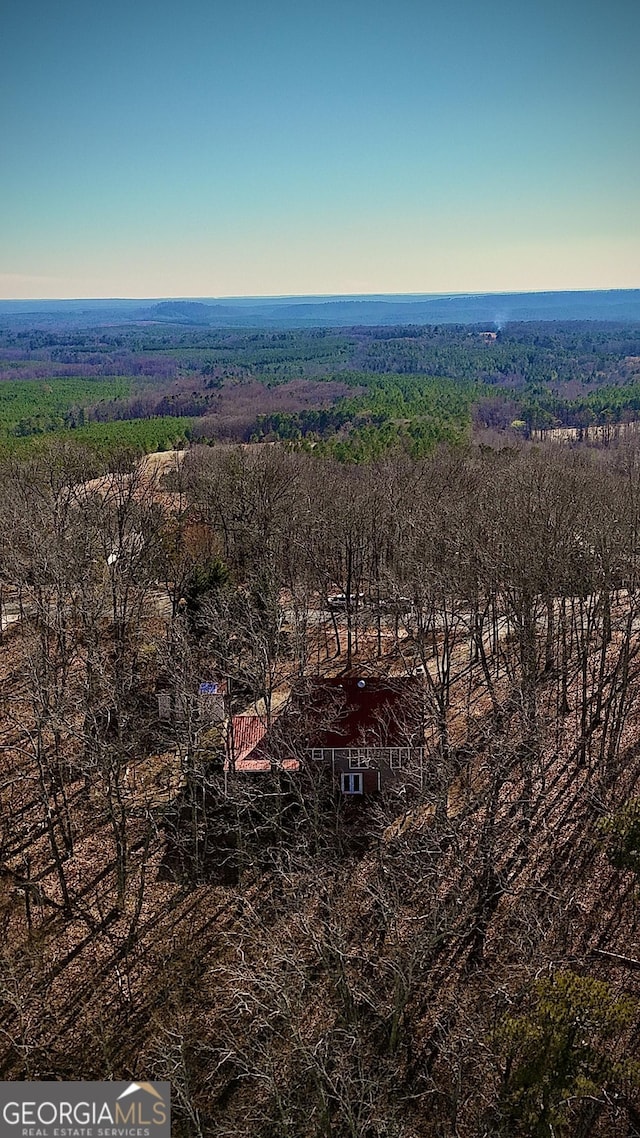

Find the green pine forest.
xmin=1 ymin=320 xmax=640 ymax=461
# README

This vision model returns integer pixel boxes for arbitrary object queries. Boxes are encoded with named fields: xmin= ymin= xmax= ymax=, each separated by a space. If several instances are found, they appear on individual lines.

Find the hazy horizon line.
xmin=2 ymin=285 xmax=639 ymax=306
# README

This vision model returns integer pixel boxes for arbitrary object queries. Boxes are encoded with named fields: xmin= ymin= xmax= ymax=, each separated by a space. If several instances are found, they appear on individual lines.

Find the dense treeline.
xmin=251 ymin=373 xmax=473 ymax=458
xmin=0 ymin=377 xmax=131 ymax=438
xmin=4 ymin=437 xmax=640 ymax=1134
xmin=0 ymin=415 xmax=191 ymax=457
xmin=515 ymin=380 xmax=640 ymax=432
xmin=1 ymin=320 xmax=640 ymax=454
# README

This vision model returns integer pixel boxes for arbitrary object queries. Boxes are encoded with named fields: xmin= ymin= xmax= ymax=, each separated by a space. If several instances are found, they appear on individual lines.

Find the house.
xmin=227 ymin=676 xmax=426 ymax=796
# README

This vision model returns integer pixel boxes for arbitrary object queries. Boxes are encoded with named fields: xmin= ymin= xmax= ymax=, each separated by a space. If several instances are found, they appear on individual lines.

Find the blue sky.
xmin=1 ymin=0 xmax=638 ymax=298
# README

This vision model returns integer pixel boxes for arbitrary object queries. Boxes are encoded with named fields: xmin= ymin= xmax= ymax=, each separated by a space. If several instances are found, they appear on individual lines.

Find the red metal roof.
xmin=301 ymin=677 xmax=423 ymax=748
xmin=226 ymin=679 xmax=421 ymax=773
xmin=227 ymin=715 xmax=299 ymax=773
xmin=231 ymin=715 xmax=267 ymax=763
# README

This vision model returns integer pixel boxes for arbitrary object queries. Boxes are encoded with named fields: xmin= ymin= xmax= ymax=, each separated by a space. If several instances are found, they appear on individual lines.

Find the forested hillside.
xmin=3 ymin=437 xmax=640 ymax=1135
xmin=1 ymin=319 xmax=640 ymax=459
xmin=2 ymin=289 xmax=639 ymax=327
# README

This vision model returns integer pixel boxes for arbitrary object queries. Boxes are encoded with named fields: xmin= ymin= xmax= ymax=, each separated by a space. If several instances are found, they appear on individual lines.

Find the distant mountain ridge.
xmin=1 ymin=289 xmax=639 ymax=328
xmin=148 ymin=300 xmax=243 ymax=322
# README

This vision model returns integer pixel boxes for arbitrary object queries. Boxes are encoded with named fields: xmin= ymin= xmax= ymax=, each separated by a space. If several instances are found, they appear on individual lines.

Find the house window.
xmin=341 ymin=773 xmax=363 ymax=795
xmin=349 ymin=753 xmax=365 ymax=769
xmin=389 ymin=749 xmax=403 ymax=769
xmin=310 ymin=748 xmax=324 ymax=762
